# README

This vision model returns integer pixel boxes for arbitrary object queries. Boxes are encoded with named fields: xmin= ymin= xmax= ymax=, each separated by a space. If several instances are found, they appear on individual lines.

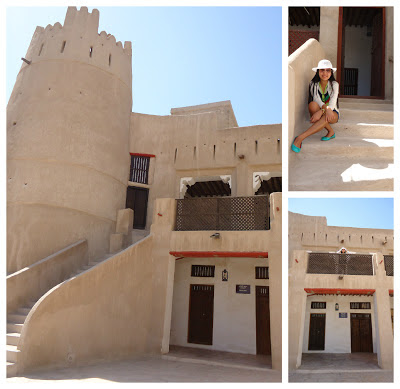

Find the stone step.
xmin=340 ymin=97 xmax=393 ymax=105
xmin=6 ymin=345 xmax=20 ymax=363
xmin=16 ymin=307 xmax=31 ymax=316
xmin=339 ymin=101 xmax=393 ymax=111
xmin=292 ymin=136 xmax=393 ymax=161
xmin=299 ymin=121 xmax=393 ymax=139
xmin=7 ymin=313 xmax=27 ymax=324
xmin=7 ymin=323 xmax=24 ymax=334
xmin=7 ymin=362 xmax=18 ymax=378
xmin=7 ymin=333 xmax=21 ymax=346
xmin=339 ymin=108 xmax=393 ymax=124
xmin=132 ymin=229 xmax=150 ymax=245
xmin=289 ymin=158 xmax=394 ymax=191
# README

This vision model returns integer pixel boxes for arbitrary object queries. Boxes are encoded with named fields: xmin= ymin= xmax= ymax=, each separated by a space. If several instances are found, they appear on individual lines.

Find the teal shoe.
xmin=321 ymin=133 xmax=336 ymax=141
xmin=291 ymin=137 xmax=302 ymax=153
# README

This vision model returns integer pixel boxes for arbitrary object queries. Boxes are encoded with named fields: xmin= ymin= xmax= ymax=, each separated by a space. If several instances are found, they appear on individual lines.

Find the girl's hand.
xmin=310 ymin=110 xmax=323 ymax=123
xmin=325 ymin=108 xmax=335 ymax=123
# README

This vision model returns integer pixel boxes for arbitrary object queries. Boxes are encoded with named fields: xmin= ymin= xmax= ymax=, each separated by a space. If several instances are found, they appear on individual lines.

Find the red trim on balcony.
xmin=304 ymin=288 xmax=375 ymax=296
xmin=169 ymin=251 xmax=268 ymax=259
xmin=130 ymin=153 xmax=156 ymax=158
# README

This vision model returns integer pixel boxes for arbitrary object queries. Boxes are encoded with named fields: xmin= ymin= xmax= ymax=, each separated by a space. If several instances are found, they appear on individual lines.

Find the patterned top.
xmin=308 ymin=80 xmax=339 ymax=113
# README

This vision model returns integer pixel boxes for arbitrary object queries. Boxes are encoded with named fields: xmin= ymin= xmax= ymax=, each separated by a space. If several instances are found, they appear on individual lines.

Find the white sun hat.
xmin=312 ymin=59 xmax=337 ymax=73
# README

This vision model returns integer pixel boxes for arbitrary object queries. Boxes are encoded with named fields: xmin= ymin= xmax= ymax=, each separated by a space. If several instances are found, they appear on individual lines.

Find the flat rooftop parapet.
xmin=170 ymin=100 xmax=238 ymax=128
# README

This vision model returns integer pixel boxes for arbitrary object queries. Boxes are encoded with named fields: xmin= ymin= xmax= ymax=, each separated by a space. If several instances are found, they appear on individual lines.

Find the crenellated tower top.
xmin=22 ymin=6 xmax=132 ymax=87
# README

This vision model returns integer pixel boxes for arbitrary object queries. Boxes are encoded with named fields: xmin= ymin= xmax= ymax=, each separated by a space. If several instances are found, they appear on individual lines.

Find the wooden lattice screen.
xmin=175 ymin=195 xmax=269 ymax=231
xmin=384 ymin=255 xmax=394 ymax=276
xmin=307 ymin=253 xmax=373 ymax=275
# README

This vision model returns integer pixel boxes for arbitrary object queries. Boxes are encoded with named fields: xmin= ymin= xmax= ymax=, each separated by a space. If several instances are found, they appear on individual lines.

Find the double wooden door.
xmin=351 ymin=313 xmax=373 ymax=353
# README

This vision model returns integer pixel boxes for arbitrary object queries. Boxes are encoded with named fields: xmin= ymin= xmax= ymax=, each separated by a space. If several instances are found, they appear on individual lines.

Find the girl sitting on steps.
xmin=291 ymin=59 xmax=339 ymax=153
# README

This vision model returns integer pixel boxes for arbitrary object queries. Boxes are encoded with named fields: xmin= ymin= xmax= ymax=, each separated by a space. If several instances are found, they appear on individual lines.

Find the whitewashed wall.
xmin=302 ymin=294 xmax=376 ymax=353
xmin=170 ymin=257 xmax=269 ymax=354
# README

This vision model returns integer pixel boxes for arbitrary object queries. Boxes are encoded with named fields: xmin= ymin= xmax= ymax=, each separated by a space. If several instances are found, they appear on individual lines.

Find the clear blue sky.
xmin=6 ymin=6 xmax=282 ymax=127
xmin=288 ymin=198 xmax=394 ymax=230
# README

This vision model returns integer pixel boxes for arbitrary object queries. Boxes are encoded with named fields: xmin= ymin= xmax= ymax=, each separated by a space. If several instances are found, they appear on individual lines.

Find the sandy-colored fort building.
xmin=288 ymin=212 xmax=394 ymax=373
xmin=6 ymin=7 xmax=282 ymax=377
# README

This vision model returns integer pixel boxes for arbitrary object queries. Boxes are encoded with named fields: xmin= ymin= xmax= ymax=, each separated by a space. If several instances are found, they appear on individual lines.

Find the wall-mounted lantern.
xmin=335 ymin=303 xmax=339 ymax=311
xmin=222 ymin=269 xmax=228 ymax=282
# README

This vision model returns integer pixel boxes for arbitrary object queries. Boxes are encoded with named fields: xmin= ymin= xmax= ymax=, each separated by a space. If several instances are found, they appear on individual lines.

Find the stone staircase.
xmin=289 ymin=98 xmax=394 ymax=191
xmin=132 ymin=229 xmax=150 ymax=245
xmin=6 ymin=254 xmax=112 ymax=377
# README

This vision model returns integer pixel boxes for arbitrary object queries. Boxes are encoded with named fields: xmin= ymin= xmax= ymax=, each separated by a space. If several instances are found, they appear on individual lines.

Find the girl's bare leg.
xmin=293 ymin=112 xmax=338 ymax=148
xmin=308 ymin=101 xmax=320 ymax=116
xmin=308 ymin=102 xmax=335 ymax=137
xmin=324 ymin=122 xmax=335 ymax=137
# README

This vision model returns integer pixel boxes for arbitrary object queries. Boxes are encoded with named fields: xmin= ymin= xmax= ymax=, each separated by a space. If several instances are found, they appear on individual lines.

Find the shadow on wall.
xmin=288 ymin=39 xmax=325 ymax=149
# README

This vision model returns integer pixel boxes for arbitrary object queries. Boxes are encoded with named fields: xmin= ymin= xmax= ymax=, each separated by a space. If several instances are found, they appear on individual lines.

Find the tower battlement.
xmin=7 ymin=6 xmax=133 ymax=274
xmin=22 ymin=6 xmax=132 ymax=86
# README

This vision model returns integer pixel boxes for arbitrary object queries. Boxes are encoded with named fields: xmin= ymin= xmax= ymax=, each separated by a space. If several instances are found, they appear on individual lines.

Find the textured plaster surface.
xmin=7 ymin=6 xmax=132 ymax=273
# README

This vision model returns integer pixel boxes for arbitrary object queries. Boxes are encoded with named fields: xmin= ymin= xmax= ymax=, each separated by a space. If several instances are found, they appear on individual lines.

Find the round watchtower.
xmin=7 ymin=7 xmax=132 ymax=273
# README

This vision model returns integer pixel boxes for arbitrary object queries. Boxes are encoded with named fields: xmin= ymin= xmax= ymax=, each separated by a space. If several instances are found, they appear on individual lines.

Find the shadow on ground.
xmin=289 ymin=353 xmax=393 ymax=383
xmin=8 ymin=348 xmax=280 ymax=383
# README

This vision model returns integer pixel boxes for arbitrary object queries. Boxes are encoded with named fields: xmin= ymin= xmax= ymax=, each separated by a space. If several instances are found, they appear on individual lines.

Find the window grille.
xmin=350 ymin=302 xmax=371 ymax=309
xmin=311 ymin=302 xmax=326 ymax=309
xmin=307 ymin=253 xmax=373 ymax=275
xmin=191 ymin=284 xmax=213 ymax=292
xmin=130 ymin=155 xmax=150 ymax=184
xmin=351 ymin=313 xmax=370 ymax=319
xmin=255 ymin=267 xmax=269 ymax=279
xmin=256 ymin=286 xmax=269 ymax=296
xmin=384 ymin=255 xmax=394 ymax=276
xmin=191 ymin=265 xmax=215 ymax=278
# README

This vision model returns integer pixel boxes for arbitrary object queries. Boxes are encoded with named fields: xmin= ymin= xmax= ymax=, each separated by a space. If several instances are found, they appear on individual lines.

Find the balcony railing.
xmin=175 ymin=195 xmax=269 ymax=231
xmin=384 ymin=255 xmax=394 ymax=276
xmin=307 ymin=253 xmax=374 ymax=276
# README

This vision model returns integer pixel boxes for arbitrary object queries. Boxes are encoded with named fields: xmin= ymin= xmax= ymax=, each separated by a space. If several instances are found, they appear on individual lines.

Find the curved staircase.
xmin=6 ymin=255 xmax=111 ymax=377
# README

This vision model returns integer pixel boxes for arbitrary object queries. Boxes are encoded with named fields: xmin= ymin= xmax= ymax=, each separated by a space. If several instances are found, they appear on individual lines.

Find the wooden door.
xmin=125 ymin=186 xmax=149 ymax=229
xmin=337 ymin=7 xmax=346 ymax=95
xmin=256 ymin=286 xmax=271 ymax=355
xmin=188 ymin=284 xmax=214 ymax=345
xmin=370 ymin=9 xmax=385 ymax=97
xmin=351 ymin=313 xmax=373 ymax=352
xmin=308 ymin=313 xmax=326 ymax=350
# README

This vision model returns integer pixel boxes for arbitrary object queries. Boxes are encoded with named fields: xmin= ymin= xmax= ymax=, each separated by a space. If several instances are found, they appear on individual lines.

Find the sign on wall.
xmin=339 ymin=313 xmax=348 ymax=318
xmin=236 ymin=285 xmax=251 ymax=294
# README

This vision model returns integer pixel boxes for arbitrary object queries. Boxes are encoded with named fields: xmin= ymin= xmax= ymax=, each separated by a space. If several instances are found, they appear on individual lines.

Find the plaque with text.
xmin=236 ymin=285 xmax=251 ymax=294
